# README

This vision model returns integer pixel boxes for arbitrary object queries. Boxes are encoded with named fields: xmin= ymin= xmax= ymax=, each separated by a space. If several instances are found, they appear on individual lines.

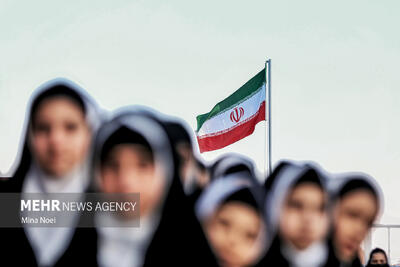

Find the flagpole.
xmin=265 ymin=59 xmax=272 ymax=177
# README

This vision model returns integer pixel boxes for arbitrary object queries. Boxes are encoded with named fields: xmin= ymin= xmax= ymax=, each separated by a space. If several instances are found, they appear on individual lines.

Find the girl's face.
xmin=30 ymin=97 xmax=90 ymax=177
xmin=333 ymin=190 xmax=378 ymax=262
xmin=370 ymin=252 xmax=387 ymax=265
xmin=177 ymin=143 xmax=210 ymax=192
xmin=279 ymin=183 xmax=328 ymax=250
xmin=205 ymin=202 xmax=263 ymax=267
xmin=100 ymin=144 xmax=165 ymax=217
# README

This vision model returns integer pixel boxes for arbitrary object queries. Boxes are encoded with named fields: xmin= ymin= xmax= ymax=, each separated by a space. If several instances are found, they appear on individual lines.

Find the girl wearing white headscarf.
xmin=91 ymin=107 xmax=218 ymax=267
xmin=0 ymin=78 xmax=103 ymax=266
xmin=195 ymin=167 xmax=268 ymax=267
xmin=324 ymin=173 xmax=383 ymax=267
xmin=261 ymin=160 xmax=330 ymax=267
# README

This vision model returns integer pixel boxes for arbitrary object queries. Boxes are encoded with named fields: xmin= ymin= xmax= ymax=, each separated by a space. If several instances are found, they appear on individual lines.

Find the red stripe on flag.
xmin=197 ymin=101 xmax=266 ymax=152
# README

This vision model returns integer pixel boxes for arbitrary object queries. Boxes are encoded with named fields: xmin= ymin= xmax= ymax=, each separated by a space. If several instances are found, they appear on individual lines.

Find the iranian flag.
xmin=196 ymin=68 xmax=266 ymax=153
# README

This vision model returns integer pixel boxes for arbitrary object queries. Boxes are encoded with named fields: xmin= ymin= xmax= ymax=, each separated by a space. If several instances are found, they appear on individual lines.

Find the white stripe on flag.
xmin=197 ymin=83 xmax=265 ymax=136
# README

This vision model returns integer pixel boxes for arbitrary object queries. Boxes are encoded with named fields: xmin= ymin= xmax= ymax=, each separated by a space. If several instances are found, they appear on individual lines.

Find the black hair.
xmin=164 ymin=122 xmax=193 ymax=147
xmin=224 ymin=164 xmax=252 ymax=176
xmin=100 ymin=126 xmax=153 ymax=165
xmin=222 ymin=188 xmax=259 ymax=212
xmin=30 ymin=85 xmax=86 ymax=129
xmin=338 ymin=178 xmax=377 ymax=200
xmin=367 ymin=247 xmax=388 ymax=264
xmin=209 ymin=156 xmax=255 ymax=182
xmin=293 ymin=167 xmax=324 ymax=190
xmin=264 ymin=161 xmax=292 ymax=193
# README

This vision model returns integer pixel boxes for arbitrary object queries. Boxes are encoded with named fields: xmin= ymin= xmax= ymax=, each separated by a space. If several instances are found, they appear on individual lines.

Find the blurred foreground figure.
xmin=326 ymin=173 xmax=383 ymax=267
xmin=196 ymin=163 xmax=268 ymax=267
xmin=0 ymin=78 xmax=103 ymax=266
xmin=366 ymin=248 xmax=389 ymax=267
xmin=92 ymin=108 xmax=218 ymax=267
xmin=260 ymin=161 xmax=330 ymax=267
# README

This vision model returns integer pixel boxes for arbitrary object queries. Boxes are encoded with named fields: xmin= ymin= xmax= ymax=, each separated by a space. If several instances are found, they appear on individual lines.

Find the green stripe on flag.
xmin=196 ymin=68 xmax=265 ymax=132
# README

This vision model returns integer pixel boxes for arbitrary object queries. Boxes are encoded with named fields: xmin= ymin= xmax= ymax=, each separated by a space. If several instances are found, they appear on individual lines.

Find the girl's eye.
xmin=65 ymin=122 xmax=78 ymax=132
xmin=288 ymin=200 xmax=303 ymax=210
xmin=34 ymin=122 xmax=50 ymax=134
xmin=345 ymin=210 xmax=360 ymax=219
xmin=217 ymin=217 xmax=230 ymax=228
xmin=104 ymin=160 xmax=119 ymax=171
xmin=138 ymin=160 xmax=151 ymax=169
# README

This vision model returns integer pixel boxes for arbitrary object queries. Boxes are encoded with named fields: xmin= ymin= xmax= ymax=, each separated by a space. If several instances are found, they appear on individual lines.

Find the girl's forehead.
xmin=32 ymin=84 xmax=85 ymax=107
xmin=288 ymin=182 xmax=324 ymax=196
xmin=108 ymin=144 xmax=152 ymax=158
xmin=338 ymin=190 xmax=379 ymax=217
xmin=32 ymin=95 xmax=85 ymax=116
xmin=372 ymin=252 xmax=386 ymax=258
xmin=30 ymin=98 xmax=88 ymax=129
xmin=218 ymin=201 xmax=260 ymax=217
xmin=215 ymin=203 xmax=262 ymax=230
xmin=293 ymin=181 xmax=323 ymax=190
xmin=341 ymin=188 xmax=377 ymax=202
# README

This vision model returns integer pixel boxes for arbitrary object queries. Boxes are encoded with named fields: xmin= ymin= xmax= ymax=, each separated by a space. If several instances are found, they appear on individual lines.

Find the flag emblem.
xmin=230 ymin=107 xmax=244 ymax=123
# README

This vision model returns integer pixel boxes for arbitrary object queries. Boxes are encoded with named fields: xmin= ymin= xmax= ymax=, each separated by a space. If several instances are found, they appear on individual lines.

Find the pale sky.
xmin=1 ymin=0 xmax=399 ymax=263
